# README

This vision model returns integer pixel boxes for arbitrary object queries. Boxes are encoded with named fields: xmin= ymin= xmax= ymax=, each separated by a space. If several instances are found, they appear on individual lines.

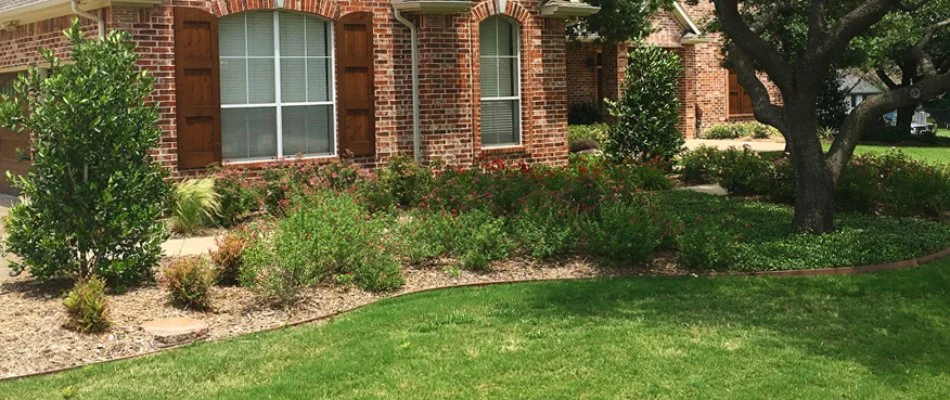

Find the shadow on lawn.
xmin=503 ymin=264 xmax=950 ymax=388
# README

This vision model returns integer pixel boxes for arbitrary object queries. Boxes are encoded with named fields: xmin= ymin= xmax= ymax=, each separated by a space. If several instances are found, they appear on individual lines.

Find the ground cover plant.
xmin=680 ymin=146 xmax=950 ymax=221
xmin=5 ymin=260 xmax=950 ymax=399
xmin=702 ymin=122 xmax=777 ymax=140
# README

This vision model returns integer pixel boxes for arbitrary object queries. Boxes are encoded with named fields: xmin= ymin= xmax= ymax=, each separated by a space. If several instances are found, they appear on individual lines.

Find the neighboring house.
xmin=0 ymin=0 xmax=600 ymax=194
xmin=841 ymin=74 xmax=882 ymax=113
xmin=566 ymin=1 xmax=782 ymax=138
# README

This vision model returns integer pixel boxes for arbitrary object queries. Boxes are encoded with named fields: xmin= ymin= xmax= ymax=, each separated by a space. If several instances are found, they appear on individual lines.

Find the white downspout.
xmin=392 ymin=6 xmax=421 ymax=162
xmin=71 ymin=0 xmax=105 ymax=37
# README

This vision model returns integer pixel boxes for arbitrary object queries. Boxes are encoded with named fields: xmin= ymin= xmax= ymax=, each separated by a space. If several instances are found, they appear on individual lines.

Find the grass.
xmin=846 ymin=141 xmax=950 ymax=165
xmin=654 ymin=190 xmax=950 ymax=271
xmin=4 ymin=260 xmax=950 ymax=399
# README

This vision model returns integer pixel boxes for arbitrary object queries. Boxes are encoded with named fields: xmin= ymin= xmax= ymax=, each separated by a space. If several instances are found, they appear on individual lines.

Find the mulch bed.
xmin=0 ymin=255 xmax=680 ymax=379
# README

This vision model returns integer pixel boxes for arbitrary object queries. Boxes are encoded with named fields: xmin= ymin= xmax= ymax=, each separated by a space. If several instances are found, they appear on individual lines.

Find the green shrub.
xmin=835 ymin=157 xmax=880 ymax=214
xmin=633 ymin=164 xmax=674 ymax=191
xmin=210 ymin=231 xmax=246 ymax=285
xmin=676 ymin=222 xmax=739 ymax=272
xmin=703 ymin=124 xmax=742 ymax=139
xmin=770 ymin=158 xmax=796 ymax=204
xmin=450 ymin=210 xmax=512 ymax=271
xmin=377 ymin=154 xmax=433 ymax=208
xmin=394 ymin=211 xmax=452 ymax=264
xmin=161 ymin=257 xmax=217 ymax=310
xmin=568 ymin=123 xmax=609 ymax=147
xmin=241 ymin=192 xmax=403 ymax=304
xmin=63 ymin=277 xmax=110 ymax=333
xmin=212 ymin=169 xmax=260 ymax=227
xmin=817 ymin=71 xmax=848 ymax=131
xmin=567 ymin=103 xmax=603 ymax=125
xmin=871 ymin=152 xmax=950 ymax=219
xmin=584 ymin=200 xmax=660 ymax=264
xmin=717 ymin=149 xmax=774 ymax=195
xmin=171 ymin=178 xmax=221 ymax=234
xmin=510 ymin=200 xmax=580 ymax=259
xmin=606 ymin=46 xmax=684 ymax=164
xmin=703 ymin=122 xmax=775 ymax=139
xmin=678 ymin=146 xmax=723 ymax=184
xmin=0 ymin=21 xmax=169 ymax=284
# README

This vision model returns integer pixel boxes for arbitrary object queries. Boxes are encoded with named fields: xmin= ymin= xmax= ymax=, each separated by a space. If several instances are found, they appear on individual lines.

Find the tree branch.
xmin=807 ymin=0 xmax=828 ymax=50
xmin=826 ymin=70 xmax=950 ymax=176
xmin=876 ymin=68 xmax=899 ymax=89
xmin=713 ymin=0 xmax=793 ymax=92
xmin=727 ymin=44 xmax=786 ymax=131
xmin=811 ymin=0 xmax=898 ymax=70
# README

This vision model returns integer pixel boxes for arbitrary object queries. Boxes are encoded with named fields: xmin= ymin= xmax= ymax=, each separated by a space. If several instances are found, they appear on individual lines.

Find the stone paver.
xmin=685 ymin=138 xmax=787 ymax=153
xmin=680 ymin=183 xmax=729 ymax=196
xmin=162 ymin=235 xmax=219 ymax=257
xmin=141 ymin=317 xmax=209 ymax=348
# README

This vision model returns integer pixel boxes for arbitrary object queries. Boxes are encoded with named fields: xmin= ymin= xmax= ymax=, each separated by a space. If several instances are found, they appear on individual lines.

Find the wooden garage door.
xmin=0 ymin=73 xmax=29 ymax=195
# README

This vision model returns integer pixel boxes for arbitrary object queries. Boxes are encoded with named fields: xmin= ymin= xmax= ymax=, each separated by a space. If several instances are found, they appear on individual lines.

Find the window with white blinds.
xmin=219 ymin=11 xmax=335 ymax=162
xmin=479 ymin=16 xmax=521 ymax=147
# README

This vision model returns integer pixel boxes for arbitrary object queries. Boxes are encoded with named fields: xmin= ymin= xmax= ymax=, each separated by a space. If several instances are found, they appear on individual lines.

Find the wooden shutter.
xmin=174 ymin=7 xmax=221 ymax=170
xmin=335 ymin=12 xmax=376 ymax=157
xmin=728 ymin=71 xmax=754 ymax=116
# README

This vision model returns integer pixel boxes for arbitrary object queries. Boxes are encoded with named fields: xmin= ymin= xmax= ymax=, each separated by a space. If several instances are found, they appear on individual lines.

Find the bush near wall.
xmin=702 ymin=122 xmax=777 ymax=139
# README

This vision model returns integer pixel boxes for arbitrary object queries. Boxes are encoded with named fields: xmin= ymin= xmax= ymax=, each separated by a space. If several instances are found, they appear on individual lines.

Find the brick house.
xmin=566 ymin=1 xmax=781 ymax=139
xmin=0 ymin=0 xmax=600 ymax=193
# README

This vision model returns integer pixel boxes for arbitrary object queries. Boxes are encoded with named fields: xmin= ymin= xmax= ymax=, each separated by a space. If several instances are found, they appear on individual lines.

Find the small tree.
xmin=606 ymin=46 xmax=685 ymax=164
xmin=817 ymin=70 xmax=849 ymax=131
xmin=0 ymin=20 xmax=169 ymax=284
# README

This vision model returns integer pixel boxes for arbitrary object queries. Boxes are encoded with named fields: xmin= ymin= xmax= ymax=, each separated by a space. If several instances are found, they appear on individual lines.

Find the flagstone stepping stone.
xmin=141 ymin=317 xmax=209 ymax=348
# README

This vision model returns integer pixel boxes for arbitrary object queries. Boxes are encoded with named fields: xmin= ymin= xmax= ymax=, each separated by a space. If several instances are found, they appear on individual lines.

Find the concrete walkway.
xmin=679 ymin=183 xmax=728 ymax=196
xmin=685 ymin=138 xmax=786 ymax=153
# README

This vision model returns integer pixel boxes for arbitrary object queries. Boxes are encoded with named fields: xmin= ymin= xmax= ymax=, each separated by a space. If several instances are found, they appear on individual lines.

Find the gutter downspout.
xmin=71 ymin=0 xmax=105 ymax=37
xmin=392 ymin=6 xmax=421 ymax=162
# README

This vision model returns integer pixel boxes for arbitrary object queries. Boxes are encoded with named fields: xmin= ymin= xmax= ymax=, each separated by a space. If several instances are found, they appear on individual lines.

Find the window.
xmin=728 ymin=71 xmax=753 ymax=116
xmin=219 ymin=11 xmax=334 ymax=162
xmin=479 ymin=16 xmax=521 ymax=147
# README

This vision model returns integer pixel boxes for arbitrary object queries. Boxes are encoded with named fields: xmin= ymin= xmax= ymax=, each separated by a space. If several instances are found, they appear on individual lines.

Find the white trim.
xmin=478 ymin=16 xmax=522 ymax=148
xmin=219 ymin=10 xmax=338 ymax=162
xmin=672 ymin=2 xmax=702 ymax=36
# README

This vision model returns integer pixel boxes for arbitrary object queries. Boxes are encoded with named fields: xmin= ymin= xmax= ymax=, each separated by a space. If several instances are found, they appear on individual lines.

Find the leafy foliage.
xmin=171 ymin=178 xmax=221 ymax=234
xmin=0 ymin=20 xmax=169 ymax=284
xmin=816 ymin=71 xmax=849 ymax=130
xmin=62 ymin=277 xmax=110 ymax=333
xmin=571 ymin=0 xmax=671 ymax=44
xmin=702 ymin=122 xmax=776 ymax=139
xmin=606 ymin=46 xmax=684 ymax=164
xmin=161 ymin=257 xmax=218 ymax=310
xmin=583 ymin=200 xmax=660 ymax=264
xmin=210 ymin=231 xmax=247 ymax=285
xmin=567 ymin=103 xmax=604 ymax=125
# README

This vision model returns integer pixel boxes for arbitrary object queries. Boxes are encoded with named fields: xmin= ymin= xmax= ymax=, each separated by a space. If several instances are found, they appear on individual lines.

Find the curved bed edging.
xmin=3 ymin=246 xmax=949 ymax=383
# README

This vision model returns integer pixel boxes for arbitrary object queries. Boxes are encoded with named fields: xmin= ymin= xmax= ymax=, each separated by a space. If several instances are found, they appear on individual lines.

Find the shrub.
xmin=584 ymin=200 xmax=660 ymax=264
xmin=678 ymin=146 xmax=723 ymax=184
xmin=567 ymin=103 xmax=603 ymax=125
xmin=450 ymin=210 xmax=512 ymax=271
xmin=0 ymin=21 xmax=169 ymax=284
xmin=510 ymin=200 xmax=580 ymax=259
xmin=377 ymin=154 xmax=433 ymax=208
xmin=871 ymin=152 xmax=950 ymax=219
xmin=770 ymin=158 xmax=796 ymax=204
xmin=161 ymin=257 xmax=217 ymax=310
xmin=817 ymin=71 xmax=848 ymax=131
xmin=717 ymin=149 xmax=774 ymax=195
xmin=212 ymin=169 xmax=260 ymax=227
xmin=62 ymin=277 xmax=110 ymax=333
xmin=210 ymin=231 xmax=246 ymax=285
xmin=394 ymin=211 xmax=452 ymax=264
xmin=632 ymin=164 xmax=674 ymax=191
xmin=835 ymin=157 xmax=880 ymax=214
xmin=703 ymin=122 xmax=775 ymax=139
xmin=703 ymin=124 xmax=742 ymax=139
xmin=676 ymin=222 xmax=739 ymax=272
xmin=171 ymin=178 xmax=222 ymax=234
xmin=241 ymin=192 xmax=403 ymax=304
xmin=568 ymin=123 xmax=609 ymax=148
xmin=605 ymin=46 xmax=684 ymax=164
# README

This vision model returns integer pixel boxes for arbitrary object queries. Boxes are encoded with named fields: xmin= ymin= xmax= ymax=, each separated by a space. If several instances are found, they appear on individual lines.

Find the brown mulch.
xmin=0 ymin=255 xmax=680 ymax=379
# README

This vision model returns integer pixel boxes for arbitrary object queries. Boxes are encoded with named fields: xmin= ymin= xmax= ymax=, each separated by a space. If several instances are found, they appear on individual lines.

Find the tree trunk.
xmin=895 ymin=105 xmax=915 ymax=134
xmin=786 ymin=100 xmax=837 ymax=233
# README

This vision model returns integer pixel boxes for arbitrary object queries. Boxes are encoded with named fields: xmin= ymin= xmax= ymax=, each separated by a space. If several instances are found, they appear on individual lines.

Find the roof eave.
xmin=541 ymin=2 xmax=600 ymax=19
xmin=391 ymin=0 xmax=474 ymax=15
xmin=0 ymin=0 xmax=159 ymax=28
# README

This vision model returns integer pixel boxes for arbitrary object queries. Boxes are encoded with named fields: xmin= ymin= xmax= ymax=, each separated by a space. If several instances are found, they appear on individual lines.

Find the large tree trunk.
xmin=786 ymin=101 xmax=837 ymax=233
xmin=895 ymin=105 xmax=915 ymax=134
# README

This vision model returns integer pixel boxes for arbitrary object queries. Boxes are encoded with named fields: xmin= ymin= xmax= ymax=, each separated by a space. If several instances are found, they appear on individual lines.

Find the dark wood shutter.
xmin=728 ymin=71 xmax=754 ymax=116
xmin=335 ymin=12 xmax=376 ymax=157
xmin=174 ymin=7 xmax=221 ymax=170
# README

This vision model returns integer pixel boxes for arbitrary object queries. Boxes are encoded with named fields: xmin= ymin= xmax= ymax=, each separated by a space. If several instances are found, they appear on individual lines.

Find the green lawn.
xmin=848 ymin=142 xmax=950 ymax=165
xmin=4 ymin=261 xmax=950 ymax=399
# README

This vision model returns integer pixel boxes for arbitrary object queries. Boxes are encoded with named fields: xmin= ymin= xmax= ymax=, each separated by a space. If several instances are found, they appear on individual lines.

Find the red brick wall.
xmin=0 ymin=0 xmax=569 ymax=175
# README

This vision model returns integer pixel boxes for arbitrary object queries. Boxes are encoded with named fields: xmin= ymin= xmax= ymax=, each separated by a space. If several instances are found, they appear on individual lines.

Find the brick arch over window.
xmin=211 ymin=0 xmax=339 ymax=20
xmin=471 ymin=1 xmax=535 ymax=153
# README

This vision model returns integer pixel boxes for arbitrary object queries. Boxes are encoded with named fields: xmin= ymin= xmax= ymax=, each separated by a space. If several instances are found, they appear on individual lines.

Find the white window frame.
xmin=479 ymin=16 xmax=522 ymax=149
xmin=219 ymin=11 xmax=337 ymax=163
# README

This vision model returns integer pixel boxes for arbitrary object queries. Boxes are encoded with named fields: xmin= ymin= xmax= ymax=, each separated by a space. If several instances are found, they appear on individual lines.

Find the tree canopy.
xmin=570 ymin=0 xmax=672 ymax=43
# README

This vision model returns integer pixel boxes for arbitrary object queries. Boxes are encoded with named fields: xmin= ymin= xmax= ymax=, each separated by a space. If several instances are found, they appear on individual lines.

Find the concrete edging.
xmin=2 ymin=246 xmax=949 ymax=383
